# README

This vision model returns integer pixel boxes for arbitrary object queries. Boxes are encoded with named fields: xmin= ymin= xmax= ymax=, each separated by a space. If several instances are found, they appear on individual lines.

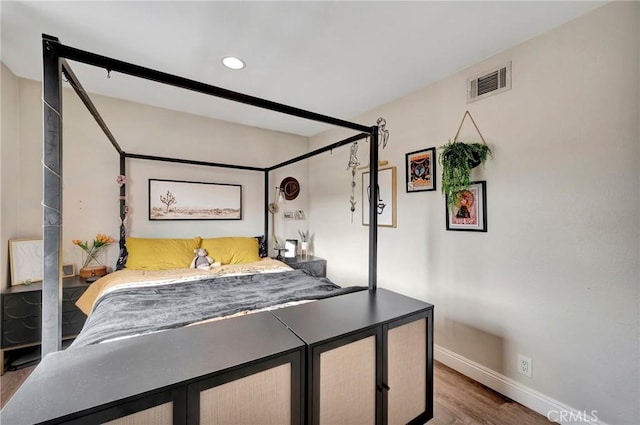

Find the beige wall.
xmin=1 ymin=78 xmax=309 ymax=290
xmin=1 ymin=2 xmax=637 ymax=424
xmin=309 ymin=3 xmax=638 ymax=424
xmin=1 ymin=63 xmax=21 ymax=288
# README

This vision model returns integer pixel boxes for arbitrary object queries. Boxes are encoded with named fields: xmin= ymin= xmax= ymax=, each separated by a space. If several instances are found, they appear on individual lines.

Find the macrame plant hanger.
xmin=440 ymin=110 xmax=492 ymax=207
xmin=453 ymin=110 xmax=488 ymax=146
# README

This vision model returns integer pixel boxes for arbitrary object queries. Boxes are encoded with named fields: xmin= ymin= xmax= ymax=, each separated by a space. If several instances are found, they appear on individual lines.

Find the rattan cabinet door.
xmin=318 ymin=335 xmax=377 ymax=424
xmin=387 ymin=317 xmax=427 ymax=425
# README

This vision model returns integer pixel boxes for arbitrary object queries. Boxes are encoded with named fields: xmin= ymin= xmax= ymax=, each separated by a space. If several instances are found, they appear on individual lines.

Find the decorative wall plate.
xmin=280 ymin=177 xmax=300 ymax=200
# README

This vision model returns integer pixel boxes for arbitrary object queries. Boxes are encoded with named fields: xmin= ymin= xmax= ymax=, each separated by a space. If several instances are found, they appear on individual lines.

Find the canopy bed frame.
xmin=41 ymin=34 xmax=381 ymax=357
xmin=0 ymin=34 xmax=433 ymax=425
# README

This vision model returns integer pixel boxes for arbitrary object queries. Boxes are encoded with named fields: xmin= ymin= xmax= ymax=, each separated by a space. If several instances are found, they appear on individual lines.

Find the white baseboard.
xmin=434 ymin=345 xmax=609 ymax=425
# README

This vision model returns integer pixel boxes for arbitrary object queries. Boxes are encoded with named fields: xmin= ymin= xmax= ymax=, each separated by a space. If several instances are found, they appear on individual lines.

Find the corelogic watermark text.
xmin=547 ymin=409 xmax=598 ymax=423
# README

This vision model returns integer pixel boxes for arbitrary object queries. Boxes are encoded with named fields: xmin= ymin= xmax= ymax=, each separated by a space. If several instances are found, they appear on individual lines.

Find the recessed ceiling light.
xmin=221 ymin=56 xmax=245 ymax=70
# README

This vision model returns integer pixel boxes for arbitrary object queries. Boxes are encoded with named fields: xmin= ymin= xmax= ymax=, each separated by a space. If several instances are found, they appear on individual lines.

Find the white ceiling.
xmin=1 ymin=1 xmax=605 ymax=137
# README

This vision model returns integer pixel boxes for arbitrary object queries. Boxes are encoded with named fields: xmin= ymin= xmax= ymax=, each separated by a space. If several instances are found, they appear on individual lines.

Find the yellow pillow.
xmin=200 ymin=237 xmax=260 ymax=265
xmin=125 ymin=237 xmax=202 ymax=270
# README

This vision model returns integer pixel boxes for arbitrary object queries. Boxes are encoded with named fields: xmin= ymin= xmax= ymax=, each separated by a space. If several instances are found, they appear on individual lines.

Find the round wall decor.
xmin=280 ymin=177 xmax=300 ymax=200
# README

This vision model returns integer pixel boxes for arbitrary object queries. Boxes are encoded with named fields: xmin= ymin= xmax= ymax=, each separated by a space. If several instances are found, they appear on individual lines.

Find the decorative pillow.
xmin=125 ymin=237 xmax=202 ymax=270
xmin=200 ymin=237 xmax=261 ymax=265
xmin=254 ymin=235 xmax=268 ymax=258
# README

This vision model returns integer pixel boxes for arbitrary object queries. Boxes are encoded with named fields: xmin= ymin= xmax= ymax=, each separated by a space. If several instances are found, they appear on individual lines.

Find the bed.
xmin=2 ymin=235 xmax=433 ymax=425
xmin=69 ymin=235 xmax=365 ymax=348
xmin=72 ymin=256 xmax=365 ymax=349
xmin=0 ymin=35 xmax=434 ymax=425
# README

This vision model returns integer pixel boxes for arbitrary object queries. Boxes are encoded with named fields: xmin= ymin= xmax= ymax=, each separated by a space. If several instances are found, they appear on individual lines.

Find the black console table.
xmin=284 ymin=256 xmax=327 ymax=277
xmin=0 ymin=276 xmax=90 ymax=374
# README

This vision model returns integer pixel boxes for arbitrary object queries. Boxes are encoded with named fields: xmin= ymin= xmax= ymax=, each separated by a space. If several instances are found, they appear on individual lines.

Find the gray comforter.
xmin=70 ymin=269 xmax=365 ymax=348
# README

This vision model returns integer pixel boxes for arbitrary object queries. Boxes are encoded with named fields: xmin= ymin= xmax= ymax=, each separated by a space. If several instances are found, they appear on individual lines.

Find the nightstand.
xmin=284 ymin=256 xmax=327 ymax=278
xmin=0 ymin=276 xmax=91 ymax=374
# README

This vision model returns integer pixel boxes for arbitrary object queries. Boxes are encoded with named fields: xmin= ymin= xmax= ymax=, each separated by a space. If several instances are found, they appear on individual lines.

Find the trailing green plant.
xmin=439 ymin=140 xmax=492 ymax=205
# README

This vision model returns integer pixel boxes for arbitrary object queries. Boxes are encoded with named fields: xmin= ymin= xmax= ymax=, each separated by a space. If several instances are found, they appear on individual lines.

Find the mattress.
xmin=72 ymin=258 xmax=365 ymax=348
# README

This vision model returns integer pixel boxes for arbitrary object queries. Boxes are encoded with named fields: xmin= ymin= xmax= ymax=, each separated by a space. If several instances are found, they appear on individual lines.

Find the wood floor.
xmin=1 ymin=364 xmax=36 ymax=409
xmin=432 ymin=361 xmax=554 ymax=425
xmin=1 ymin=361 xmax=554 ymax=424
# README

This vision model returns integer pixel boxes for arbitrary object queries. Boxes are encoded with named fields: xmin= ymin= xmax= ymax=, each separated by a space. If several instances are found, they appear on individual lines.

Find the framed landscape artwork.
xmin=149 ymin=179 xmax=242 ymax=220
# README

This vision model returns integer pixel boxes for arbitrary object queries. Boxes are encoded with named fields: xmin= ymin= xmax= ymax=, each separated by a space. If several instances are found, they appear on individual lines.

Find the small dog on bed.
xmin=190 ymin=248 xmax=221 ymax=270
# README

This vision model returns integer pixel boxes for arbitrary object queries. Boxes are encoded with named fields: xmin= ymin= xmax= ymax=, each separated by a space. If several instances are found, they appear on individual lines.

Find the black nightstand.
xmin=284 ymin=256 xmax=327 ymax=278
xmin=0 ymin=276 xmax=91 ymax=373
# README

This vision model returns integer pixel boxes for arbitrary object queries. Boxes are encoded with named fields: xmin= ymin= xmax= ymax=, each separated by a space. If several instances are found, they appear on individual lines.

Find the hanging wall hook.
xmin=107 ymin=69 xmax=112 ymax=79
xmin=347 ymin=141 xmax=360 ymax=169
xmin=376 ymin=117 xmax=389 ymax=148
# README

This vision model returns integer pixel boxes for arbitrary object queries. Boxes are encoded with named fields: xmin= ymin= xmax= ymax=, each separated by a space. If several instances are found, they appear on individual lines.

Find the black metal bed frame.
xmin=41 ymin=34 xmax=382 ymax=357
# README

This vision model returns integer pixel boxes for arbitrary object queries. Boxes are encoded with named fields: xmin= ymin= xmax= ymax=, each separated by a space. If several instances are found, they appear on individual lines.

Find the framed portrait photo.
xmin=446 ymin=181 xmax=487 ymax=232
xmin=405 ymin=147 xmax=436 ymax=193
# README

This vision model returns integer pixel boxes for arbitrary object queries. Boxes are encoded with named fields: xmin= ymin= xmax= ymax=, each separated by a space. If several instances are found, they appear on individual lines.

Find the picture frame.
xmin=405 ymin=147 xmax=436 ymax=192
xmin=284 ymin=239 xmax=298 ymax=258
xmin=445 ymin=181 xmax=487 ymax=232
xmin=62 ymin=264 xmax=76 ymax=278
xmin=9 ymin=238 xmax=43 ymax=286
xmin=149 ymin=179 xmax=242 ymax=220
xmin=362 ymin=166 xmax=397 ymax=228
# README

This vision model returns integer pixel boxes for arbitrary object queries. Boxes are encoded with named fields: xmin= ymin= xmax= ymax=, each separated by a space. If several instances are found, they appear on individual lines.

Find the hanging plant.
xmin=439 ymin=111 xmax=492 ymax=205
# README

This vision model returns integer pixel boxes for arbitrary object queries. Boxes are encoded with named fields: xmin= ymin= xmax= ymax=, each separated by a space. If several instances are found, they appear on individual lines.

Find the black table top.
xmin=273 ymin=288 xmax=433 ymax=345
xmin=2 ymin=276 xmax=90 ymax=294
xmin=0 ymin=310 xmax=304 ymax=425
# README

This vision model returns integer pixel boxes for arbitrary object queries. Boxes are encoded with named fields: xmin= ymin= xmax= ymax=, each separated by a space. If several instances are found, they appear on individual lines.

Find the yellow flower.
xmin=73 ymin=233 xmax=115 ymax=268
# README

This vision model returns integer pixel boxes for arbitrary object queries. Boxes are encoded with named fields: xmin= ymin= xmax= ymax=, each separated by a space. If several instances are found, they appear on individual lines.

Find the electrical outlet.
xmin=518 ymin=354 xmax=533 ymax=377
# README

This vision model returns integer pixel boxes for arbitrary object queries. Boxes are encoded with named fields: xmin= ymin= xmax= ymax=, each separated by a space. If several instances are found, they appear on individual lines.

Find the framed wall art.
xmin=9 ymin=238 xmax=43 ymax=286
xmin=62 ymin=264 xmax=76 ymax=277
xmin=362 ymin=166 xmax=397 ymax=228
xmin=406 ymin=147 xmax=437 ymax=192
xmin=284 ymin=239 xmax=298 ymax=258
xmin=445 ymin=181 xmax=487 ymax=232
xmin=149 ymin=179 xmax=242 ymax=220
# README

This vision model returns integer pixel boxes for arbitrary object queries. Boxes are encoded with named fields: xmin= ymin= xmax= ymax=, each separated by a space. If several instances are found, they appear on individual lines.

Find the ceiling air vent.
xmin=467 ymin=61 xmax=511 ymax=103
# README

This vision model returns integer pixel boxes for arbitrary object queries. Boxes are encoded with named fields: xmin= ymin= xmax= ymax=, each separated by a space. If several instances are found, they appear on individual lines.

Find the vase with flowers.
xmin=73 ymin=234 xmax=114 ymax=280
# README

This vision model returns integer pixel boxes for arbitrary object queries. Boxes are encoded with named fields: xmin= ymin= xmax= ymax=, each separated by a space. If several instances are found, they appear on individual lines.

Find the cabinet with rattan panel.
xmin=273 ymin=288 xmax=434 ymax=425
xmin=0 ymin=310 xmax=305 ymax=425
